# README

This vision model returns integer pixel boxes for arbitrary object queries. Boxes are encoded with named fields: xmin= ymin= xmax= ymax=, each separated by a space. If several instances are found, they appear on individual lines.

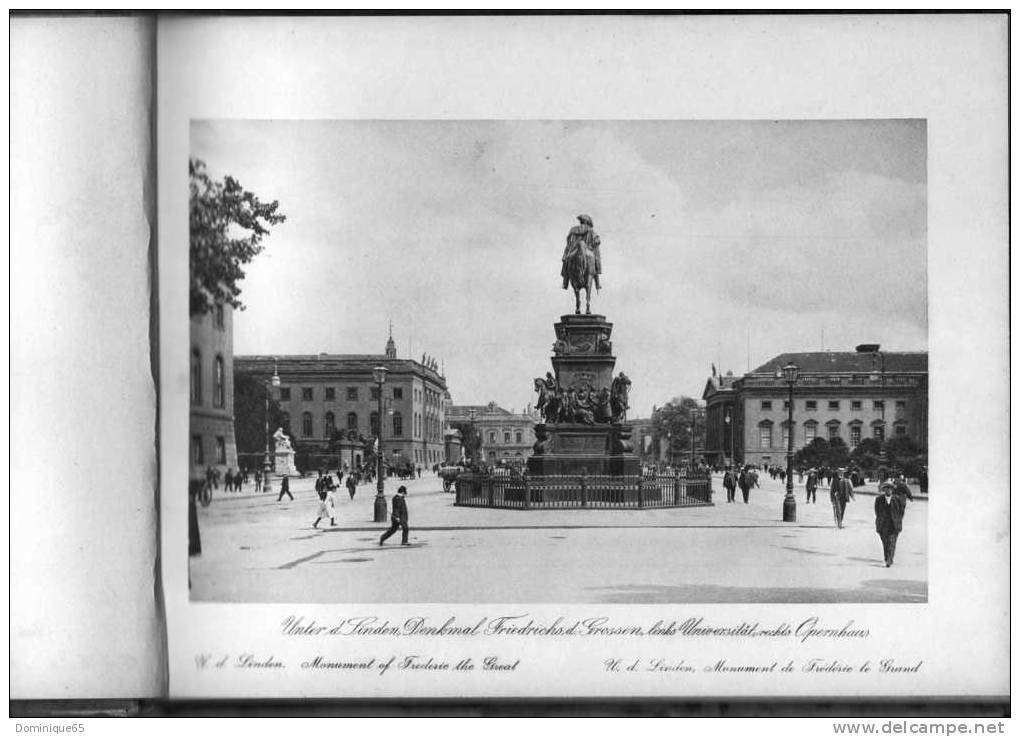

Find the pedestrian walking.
xmin=312 ymin=475 xmax=337 ymax=528
xmin=830 ymin=468 xmax=855 ymax=528
xmin=722 ymin=466 xmax=737 ymax=503
xmin=277 ymin=474 xmax=293 ymax=502
xmin=738 ymin=466 xmax=752 ymax=504
xmin=379 ymin=485 xmax=410 ymax=546
xmin=346 ymin=473 xmax=357 ymax=500
xmin=892 ymin=472 xmax=914 ymax=502
xmin=805 ymin=468 xmax=818 ymax=504
xmin=875 ymin=480 xmax=906 ymax=566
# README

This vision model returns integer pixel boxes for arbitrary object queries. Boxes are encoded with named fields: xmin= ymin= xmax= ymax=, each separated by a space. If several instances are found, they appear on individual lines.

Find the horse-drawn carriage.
xmin=438 ymin=464 xmax=464 ymax=492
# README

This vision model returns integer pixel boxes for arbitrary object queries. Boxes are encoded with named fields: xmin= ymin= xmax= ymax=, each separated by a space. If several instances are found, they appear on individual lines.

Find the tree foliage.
xmin=449 ymin=421 xmax=482 ymax=461
xmin=190 ymin=158 xmax=286 ymax=316
xmin=794 ymin=436 xmax=850 ymax=469
xmin=233 ymin=371 xmax=285 ymax=454
xmin=651 ymin=396 xmax=702 ymax=459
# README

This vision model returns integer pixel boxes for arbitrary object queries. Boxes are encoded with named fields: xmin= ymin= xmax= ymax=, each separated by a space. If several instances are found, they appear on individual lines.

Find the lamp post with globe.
xmin=780 ymin=361 xmax=799 ymax=522
xmin=372 ymin=365 xmax=389 ymax=523
xmin=262 ymin=361 xmax=280 ymax=494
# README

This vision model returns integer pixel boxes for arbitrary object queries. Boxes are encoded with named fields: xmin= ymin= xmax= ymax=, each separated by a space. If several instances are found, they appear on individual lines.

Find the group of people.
xmin=205 ymin=466 xmax=263 ymax=493
xmin=274 ymin=468 xmax=411 ymax=546
xmin=720 ymin=464 xmax=761 ymax=504
xmin=719 ymin=463 xmax=917 ymax=567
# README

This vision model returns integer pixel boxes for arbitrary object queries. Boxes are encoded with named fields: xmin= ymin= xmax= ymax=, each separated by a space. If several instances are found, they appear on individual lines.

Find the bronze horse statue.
xmin=565 ymin=238 xmax=597 ymax=315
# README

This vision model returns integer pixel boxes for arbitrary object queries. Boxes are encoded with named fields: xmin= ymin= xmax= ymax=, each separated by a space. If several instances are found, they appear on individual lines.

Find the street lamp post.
xmin=781 ymin=362 xmax=799 ymax=522
xmin=468 ymin=407 xmax=477 ymax=466
xmin=372 ymin=365 xmax=389 ymax=523
xmin=724 ymin=409 xmax=734 ymax=465
xmin=262 ymin=362 xmax=280 ymax=494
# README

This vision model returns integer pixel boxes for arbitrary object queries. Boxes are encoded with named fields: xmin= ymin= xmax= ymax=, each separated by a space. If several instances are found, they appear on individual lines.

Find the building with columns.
xmin=234 ymin=330 xmax=449 ymax=468
xmin=702 ymin=349 xmax=928 ymax=468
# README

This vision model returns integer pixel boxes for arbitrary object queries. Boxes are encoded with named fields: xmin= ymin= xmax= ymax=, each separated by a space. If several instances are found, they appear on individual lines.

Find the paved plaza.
xmin=190 ymin=472 xmax=927 ymax=604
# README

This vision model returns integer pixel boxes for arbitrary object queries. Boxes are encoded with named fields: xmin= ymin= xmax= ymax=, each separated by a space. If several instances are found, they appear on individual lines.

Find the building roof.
xmin=750 ymin=351 xmax=927 ymax=375
xmin=235 ymin=353 xmax=445 ymax=382
xmin=448 ymin=402 xmax=514 ymax=417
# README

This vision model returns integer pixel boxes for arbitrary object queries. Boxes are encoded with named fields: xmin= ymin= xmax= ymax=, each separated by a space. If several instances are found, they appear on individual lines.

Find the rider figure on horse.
xmin=561 ymin=214 xmax=602 ymax=290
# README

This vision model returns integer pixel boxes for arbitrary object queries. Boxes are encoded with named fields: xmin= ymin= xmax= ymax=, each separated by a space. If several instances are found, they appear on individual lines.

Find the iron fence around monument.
xmin=454 ymin=471 xmax=712 ymax=510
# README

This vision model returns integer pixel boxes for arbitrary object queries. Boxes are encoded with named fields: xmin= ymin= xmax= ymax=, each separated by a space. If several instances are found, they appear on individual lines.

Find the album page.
xmin=159 ymin=14 xmax=1009 ymax=701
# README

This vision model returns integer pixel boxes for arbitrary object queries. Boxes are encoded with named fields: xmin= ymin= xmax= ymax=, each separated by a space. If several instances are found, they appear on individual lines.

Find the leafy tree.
xmin=850 ymin=437 xmax=883 ymax=473
xmin=794 ymin=437 xmax=831 ymax=468
xmin=449 ymin=421 xmax=482 ymax=462
xmin=190 ymin=158 xmax=286 ymax=316
xmin=233 ymin=371 xmax=285 ymax=454
xmin=826 ymin=437 xmax=851 ymax=468
xmin=883 ymin=435 xmax=927 ymax=478
xmin=651 ymin=397 xmax=702 ymax=462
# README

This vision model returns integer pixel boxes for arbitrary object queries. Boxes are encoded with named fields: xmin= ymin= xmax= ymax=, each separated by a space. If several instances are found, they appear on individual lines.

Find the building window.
xmin=488 ymin=431 xmax=496 ymax=444
xmin=302 ymin=412 xmax=313 ymax=438
xmin=873 ymin=400 xmax=884 ymax=411
xmin=805 ymin=400 xmax=817 ymax=411
xmin=370 ymin=387 xmax=380 ymax=400
xmin=804 ymin=422 xmax=817 ymax=444
xmin=393 ymin=387 xmax=403 ymax=399
xmin=215 ymin=436 xmax=226 ymax=464
xmin=347 ymin=387 xmax=358 ymax=401
xmin=827 ymin=423 xmax=840 ymax=440
xmin=347 ymin=412 xmax=358 ymax=431
xmin=302 ymin=387 xmax=313 ymax=401
xmin=190 ymin=348 xmax=202 ymax=404
xmin=828 ymin=401 xmax=840 ymax=411
xmin=781 ymin=423 xmax=791 ymax=448
xmin=894 ymin=423 xmax=908 ymax=436
xmin=516 ymin=431 xmax=523 ymax=444
xmin=324 ymin=412 xmax=335 ymax=439
xmin=214 ymin=303 xmax=224 ymax=329
xmin=895 ymin=400 xmax=906 ymax=410
xmin=279 ymin=387 xmax=291 ymax=401
xmin=192 ymin=435 xmax=204 ymax=465
xmin=761 ymin=400 xmax=772 ymax=410
xmin=504 ymin=431 xmax=511 ymax=444
xmin=370 ymin=412 xmax=380 ymax=436
xmin=850 ymin=424 xmax=862 ymax=448
xmin=325 ymin=387 xmax=336 ymax=401
xmin=873 ymin=424 xmax=885 ymax=442
xmin=213 ymin=355 xmax=225 ymax=408
xmin=392 ymin=412 xmax=403 ymax=437
xmin=758 ymin=422 xmax=773 ymax=449
xmin=851 ymin=400 xmax=862 ymax=411
xmin=782 ymin=400 xmax=790 ymax=410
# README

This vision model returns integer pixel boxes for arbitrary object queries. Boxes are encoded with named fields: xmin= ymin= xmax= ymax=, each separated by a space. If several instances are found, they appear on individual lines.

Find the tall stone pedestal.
xmin=529 ymin=314 xmax=639 ymax=477
xmin=274 ymin=449 xmax=298 ymax=476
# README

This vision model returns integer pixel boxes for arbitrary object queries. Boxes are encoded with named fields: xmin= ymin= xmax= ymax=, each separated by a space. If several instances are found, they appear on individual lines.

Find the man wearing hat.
xmin=562 ymin=214 xmax=602 ymax=290
xmin=379 ymin=485 xmax=410 ymax=546
xmin=874 ymin=479 xmax=906 ymax=566
xmin=805 ymin=467 xmax=818 ymax=504
xmin=830 ymin=468 xmax=855 ymax=528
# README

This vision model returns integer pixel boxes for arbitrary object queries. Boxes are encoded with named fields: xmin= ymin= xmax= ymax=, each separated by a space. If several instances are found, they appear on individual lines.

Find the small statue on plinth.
xmin=273 ymin=427 xmax=293 ymax=452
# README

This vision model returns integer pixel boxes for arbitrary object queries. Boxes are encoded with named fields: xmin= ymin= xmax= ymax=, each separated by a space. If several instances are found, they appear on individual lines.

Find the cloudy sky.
xmin=191 ymin=119 xmax=927 ymax=418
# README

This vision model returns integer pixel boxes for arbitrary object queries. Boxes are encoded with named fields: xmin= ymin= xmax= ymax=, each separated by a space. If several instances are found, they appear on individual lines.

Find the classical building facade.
xmin=234 ymin=332 xmax=449 ymax=468
xmin=703 ymin=350 xmax=928 ymax=468
xmin=190 ymin=303 xmax=238 ymax=479
xmin=446 ymin=402 xmax=540 ymax=465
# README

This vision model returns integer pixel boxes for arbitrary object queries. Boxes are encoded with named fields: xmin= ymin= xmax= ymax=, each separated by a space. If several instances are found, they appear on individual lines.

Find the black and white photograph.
xmin=11 ymin=13 xmax=1009 ymax=713
xmin=187 ymin=119 xmax=929 ymax=605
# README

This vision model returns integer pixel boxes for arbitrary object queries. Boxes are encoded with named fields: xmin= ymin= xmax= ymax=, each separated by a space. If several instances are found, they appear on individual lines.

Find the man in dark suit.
xmin=722 ymin=466 xmax=736 ymax=503
xmin=875 ymin=481 xmax=906 ymax=566
xmin=805 ymin=468 xmax=818 ymax=504
xmin=830 ymin=468 xmax=855 ymax=528
xmin=379 ymin=486 xmax=410 ymax=546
